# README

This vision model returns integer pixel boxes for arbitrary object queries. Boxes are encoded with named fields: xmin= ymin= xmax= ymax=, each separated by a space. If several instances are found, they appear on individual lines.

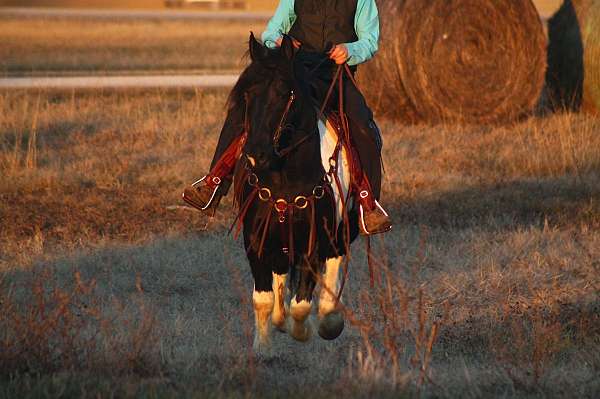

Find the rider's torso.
xmin=288 ymin=0 xmax=359 ymax=53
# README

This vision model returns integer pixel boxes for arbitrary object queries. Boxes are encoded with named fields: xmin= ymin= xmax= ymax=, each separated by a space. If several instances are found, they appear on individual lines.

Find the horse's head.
xmin=238 ymin=33 xmax=317 ymax=174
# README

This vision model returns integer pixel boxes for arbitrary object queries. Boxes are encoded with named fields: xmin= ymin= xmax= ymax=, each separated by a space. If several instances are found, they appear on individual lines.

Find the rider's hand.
xmin=329 ymin=44 xmax=349 ymax=64
xmin=275 ymin=37 xmax=301 ymax=48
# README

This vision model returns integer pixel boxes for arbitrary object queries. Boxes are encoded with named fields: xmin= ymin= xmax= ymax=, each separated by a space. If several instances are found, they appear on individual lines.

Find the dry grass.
xmin=0 ymin=0 xmax=278 ymax=10
xmin=1 ymin=89 xmax=599 ymax=398
xmin=0 ymin=0 xmax=563 ymax=15
xmin=0 ymin=16 xmax=264 ymax=75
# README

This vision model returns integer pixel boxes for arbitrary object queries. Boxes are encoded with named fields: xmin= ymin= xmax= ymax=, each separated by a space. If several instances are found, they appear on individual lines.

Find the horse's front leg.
xmin=271 ymin=272 xmax=287 ymax=331
xmin=252 ymin=288 xmax=274 ymax=353
xmin=249 ymin=256 xmax=275 ymax=354
xmin=318 ymin=256 xmax=345 ymax=340
xmin=288 ymin=262 xmax=317 ymax=342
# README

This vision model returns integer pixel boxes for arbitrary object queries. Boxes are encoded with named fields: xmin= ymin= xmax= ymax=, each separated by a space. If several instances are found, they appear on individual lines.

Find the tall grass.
xmin=1 ymin=89 xmax=599 ymax=397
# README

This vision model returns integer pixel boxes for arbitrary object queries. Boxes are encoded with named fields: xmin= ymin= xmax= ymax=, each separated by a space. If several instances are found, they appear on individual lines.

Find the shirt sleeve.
xmin=345 ymin=0 xmax=380 ymax=66
xmin=261 ymin=0 xmax=297 ymax=49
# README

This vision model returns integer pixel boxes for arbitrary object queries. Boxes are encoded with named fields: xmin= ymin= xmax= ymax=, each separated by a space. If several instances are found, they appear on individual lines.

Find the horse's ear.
xmin=280 ymin=35 xmax=295 ymax=61
xmin=249 ymin=32 xmax=266 ymax=61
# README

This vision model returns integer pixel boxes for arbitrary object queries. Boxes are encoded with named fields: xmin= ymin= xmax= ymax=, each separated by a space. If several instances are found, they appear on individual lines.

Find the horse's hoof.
xmin=272 ymin=318 xmax=287 ymax=333
xmin=291 ymin=326 xmax=311 ymax=342
xmin=287 ymin=319 xmax=312 ymax=342
xmin=253 ymin=339 xmax=273 ymax=357
xmin=318 ymin=311 xmax=344 ymax=340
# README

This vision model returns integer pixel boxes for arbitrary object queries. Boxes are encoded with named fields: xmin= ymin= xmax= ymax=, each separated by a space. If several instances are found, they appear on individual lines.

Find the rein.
xmin=273 ymin=90 xmax=296 ymax=157
xmin=317 ymin=64 xmax=375 ymax=301
xmin=232 ymin=62 xmax=373 ymax=302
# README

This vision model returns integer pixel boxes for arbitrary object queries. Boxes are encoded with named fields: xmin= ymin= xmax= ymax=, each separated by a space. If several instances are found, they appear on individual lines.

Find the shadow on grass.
xmin=392 ymin=177 xmax=600 ymax=230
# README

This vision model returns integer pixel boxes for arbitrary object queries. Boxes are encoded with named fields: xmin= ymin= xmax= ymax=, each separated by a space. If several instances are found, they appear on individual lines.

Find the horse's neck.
xmin=281 ymin=140 xmax=323 ymax=183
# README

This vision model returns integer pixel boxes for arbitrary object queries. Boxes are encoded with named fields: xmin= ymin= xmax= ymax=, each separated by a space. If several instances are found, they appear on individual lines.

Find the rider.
xmin=184 ymin=0 xmax=392 ymax=235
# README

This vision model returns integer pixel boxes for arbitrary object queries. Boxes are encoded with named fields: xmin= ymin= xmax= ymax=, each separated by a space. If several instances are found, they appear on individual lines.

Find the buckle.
xmin=275 ymin=199 xmax=288 ymax=212
xmin=313 ymin=185 xmax=325 ymax=199
xmin=258 ymin=187 xmax=272 ymax=201
xmin=294 ymin=196 xmax=308 ymax=209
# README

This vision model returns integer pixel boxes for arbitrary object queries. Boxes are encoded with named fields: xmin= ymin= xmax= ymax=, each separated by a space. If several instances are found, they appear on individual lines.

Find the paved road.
xmin=0 ymin=7 xmax=270 ymax=20
xmin=0 ymin=75 xmax=238 ymax=89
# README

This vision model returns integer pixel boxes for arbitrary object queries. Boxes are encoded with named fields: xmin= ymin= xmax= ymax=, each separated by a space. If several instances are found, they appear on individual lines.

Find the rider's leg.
xmin=182 ymin=101 xmax=245 ymax=215
xmin=343 ymin=79 xmax=383 ymax=198
xmin=209 ymin=101 xmax=246 ymax=170
xmin=343 ymin=78 xmax=392 ymax=235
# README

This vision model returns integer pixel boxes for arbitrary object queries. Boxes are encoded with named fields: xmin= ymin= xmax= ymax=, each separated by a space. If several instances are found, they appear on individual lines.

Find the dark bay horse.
xmin=230 ymin=34 xmax=359 ymax=352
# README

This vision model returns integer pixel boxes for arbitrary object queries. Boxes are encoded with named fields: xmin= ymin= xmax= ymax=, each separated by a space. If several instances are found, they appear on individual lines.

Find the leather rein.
xmin=231 ymin=86 xmax=334 ymax=265
xmin=232 ymin=63 xmax=365 ymax=302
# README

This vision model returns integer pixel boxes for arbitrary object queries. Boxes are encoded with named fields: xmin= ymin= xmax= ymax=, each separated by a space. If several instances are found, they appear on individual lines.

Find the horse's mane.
xmin=226 ymin=46 xmax=312 ymax=112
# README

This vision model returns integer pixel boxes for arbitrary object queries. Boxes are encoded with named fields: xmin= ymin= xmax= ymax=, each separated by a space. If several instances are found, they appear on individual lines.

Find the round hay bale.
xmin=359 ymin=0 xmax=547 ymax=124
xmin=546 ymin=0 xmax=600 ymax=114
xmin=358 ymin=0 xmax=419 ymax=122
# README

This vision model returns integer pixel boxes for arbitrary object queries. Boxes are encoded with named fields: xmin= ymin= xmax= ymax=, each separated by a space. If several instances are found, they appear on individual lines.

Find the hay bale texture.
xmin=359 ymin=0 xmax=547 ymax=124
xmin=546 ymin=0 xmax=600 ymax=114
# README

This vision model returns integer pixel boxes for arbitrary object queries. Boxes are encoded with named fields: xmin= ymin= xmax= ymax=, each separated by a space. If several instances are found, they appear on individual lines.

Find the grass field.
xmin=1 ymin=4 xmax=599 ymax=397
xmin=1 ymin=88 xmax=599 ymax=398
xmin=0 ymin=0 xmax=562 ymax=77
xmin=0 ymin=17 xmax=264 ymax=76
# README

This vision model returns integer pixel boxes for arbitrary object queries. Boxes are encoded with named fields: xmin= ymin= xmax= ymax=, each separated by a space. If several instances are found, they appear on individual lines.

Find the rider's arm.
xmin=261 ymin=0 xmax=297 ymax=49
xmin=345 ymin=0 xmax=380 ymax=66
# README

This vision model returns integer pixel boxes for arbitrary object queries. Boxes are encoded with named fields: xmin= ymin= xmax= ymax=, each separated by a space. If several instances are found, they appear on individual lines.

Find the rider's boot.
xmin=358 ymin=192 xmax=392 ymax=235
xmin=356 ymin=175 xmax=392 ymax=235
xmin=183 ymin=134 xmax=244 ymax=216
xmin=182 ymin=175 xmax=229 ymax=217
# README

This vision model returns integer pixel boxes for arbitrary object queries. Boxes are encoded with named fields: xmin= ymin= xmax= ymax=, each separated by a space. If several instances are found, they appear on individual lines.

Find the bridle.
xmin=232 ymin=85 xmax=335 ymax=263
xmin=272 ymin=90 xmax=296 ymax=156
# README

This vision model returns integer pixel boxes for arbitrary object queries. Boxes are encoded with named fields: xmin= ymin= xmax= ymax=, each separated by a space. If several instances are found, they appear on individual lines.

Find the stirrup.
xmin=359 ymin=200 xmax=392 ymax=236
xmin=183 ymin=175 xmax=221 ymax=211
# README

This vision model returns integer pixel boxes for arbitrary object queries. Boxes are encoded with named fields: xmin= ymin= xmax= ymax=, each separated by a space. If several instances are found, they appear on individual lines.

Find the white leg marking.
xmin=271 ymin=273 xmax=287 ymax=331
xmin=319 ymin=256 xmax=343 ymax=318
xmin=318 ymin=117 xmax=351 ymax=226
xmin=288 ymin=296 xmax=312 ymax=342
xmin=253 ymin=289 xmax=274 ymax=353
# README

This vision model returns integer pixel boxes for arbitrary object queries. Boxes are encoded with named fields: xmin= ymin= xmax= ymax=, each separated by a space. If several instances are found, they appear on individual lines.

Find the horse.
xmin=229 ymin=34 xmax=360 ymax=353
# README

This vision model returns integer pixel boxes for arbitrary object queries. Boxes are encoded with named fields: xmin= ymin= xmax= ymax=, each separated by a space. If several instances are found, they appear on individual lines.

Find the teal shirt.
xmin=261 ymin=0 xmax=379 ymax=66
